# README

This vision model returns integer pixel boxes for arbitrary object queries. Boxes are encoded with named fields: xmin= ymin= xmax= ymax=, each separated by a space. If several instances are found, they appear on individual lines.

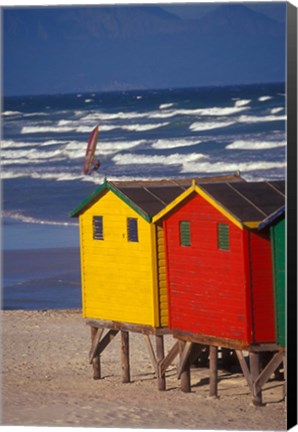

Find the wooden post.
xmin=156 ymin=335 xmax=166 ymax=391
xmin=282 ymin=352 xmax=286 ymax=402
xmin=90 ymin=327 xmax=101 ymax=380
xmin=121 ymin=331 xmax=130 ymax=383
xmin=209 ymin=345 xmax=218 ymax=398
xmin=250 ymin=352 xmax=263 ymax=406
xmin=179 ymin=341 xmax=191 ymax=393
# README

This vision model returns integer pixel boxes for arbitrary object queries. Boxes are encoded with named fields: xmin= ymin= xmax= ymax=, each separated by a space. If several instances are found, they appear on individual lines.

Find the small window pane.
xmin=180 ymin=221 xmax=191 ymax=246
xmin=127 ymin=218 xmax=138 ymax=242
xmin=218 ymin=223 xmax=230 ymax=250
xmin=93 ymin=216 xmax=104 ymax=240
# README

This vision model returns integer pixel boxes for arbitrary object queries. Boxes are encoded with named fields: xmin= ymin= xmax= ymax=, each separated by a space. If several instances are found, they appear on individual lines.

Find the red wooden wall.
xmin=163 ymin=193 xmax=276 ymax=346
xmin=246 ymin=230 xmax=275 ymax=343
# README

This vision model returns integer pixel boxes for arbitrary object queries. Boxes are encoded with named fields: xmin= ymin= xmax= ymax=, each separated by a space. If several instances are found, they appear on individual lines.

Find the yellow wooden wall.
xmin=156 ymin=223 xmax=168 ymax=326
xmin=79 ymin=189 xmax=160 ymax=326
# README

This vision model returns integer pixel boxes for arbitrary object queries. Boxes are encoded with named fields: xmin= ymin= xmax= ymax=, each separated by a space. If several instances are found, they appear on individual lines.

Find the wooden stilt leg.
xmin=92 ymin=357 xmax=101 ymax=380
xmin=90 ymin=327 xmax=101 ymax=380
xmin=156 ymin=335 xmax=166 ymax=391
xmin=121 ymin=331 xmax=130 ymax=383
xmin=179 ymin=341 xmax=191 ymax=393
xmin=282 ymin=353 xmax=287 ymax=403
xmin=209 ymin=345 xmax=218 ymax=398
xmin=250 ymin=352 xmax=263 ymax=406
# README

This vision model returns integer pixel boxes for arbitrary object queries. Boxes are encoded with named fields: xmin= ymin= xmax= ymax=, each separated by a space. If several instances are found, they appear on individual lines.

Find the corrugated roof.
xmin=69 ymin=173 xmax=244 ymax=219
xmin=199 ymin=180 xmax=286 ymax=223
xmin=116 ymin=185 xmax=186 ymax=218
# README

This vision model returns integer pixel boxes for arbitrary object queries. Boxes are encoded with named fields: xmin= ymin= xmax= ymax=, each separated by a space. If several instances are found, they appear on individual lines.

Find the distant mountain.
xmin=3 ymin=4 xmax=286 ymax=96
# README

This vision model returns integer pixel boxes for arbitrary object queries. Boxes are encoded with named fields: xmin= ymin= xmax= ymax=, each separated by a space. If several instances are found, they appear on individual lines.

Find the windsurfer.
xmin=90 ymin=159 xmax=101 ymax=174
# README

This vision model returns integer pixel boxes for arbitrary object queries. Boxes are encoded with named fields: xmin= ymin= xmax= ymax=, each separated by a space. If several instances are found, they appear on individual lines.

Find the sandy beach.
xmin=1 ymin=309 xmax=286 ymax=429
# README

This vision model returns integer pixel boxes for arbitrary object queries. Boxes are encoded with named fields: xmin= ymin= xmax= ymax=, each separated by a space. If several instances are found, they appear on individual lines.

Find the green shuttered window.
xmin=93 ymin=216 xmax=104 ymax=240
xmin=218 ymin=223 xmax=230 ymax=250
xmin=180 ymin=221 xmax=191 ymax=246
xmin=127 ymin=217 xmax=139 ymax=242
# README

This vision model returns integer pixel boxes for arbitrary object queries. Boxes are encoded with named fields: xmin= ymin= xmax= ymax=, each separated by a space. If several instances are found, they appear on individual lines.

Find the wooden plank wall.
xmin=79 ymin=190 xmax=157 ymax=326
xmin=248 ymin=230 xmax=276 ymax=344
xmin=156 ymin=223 xmax=168 ymax=327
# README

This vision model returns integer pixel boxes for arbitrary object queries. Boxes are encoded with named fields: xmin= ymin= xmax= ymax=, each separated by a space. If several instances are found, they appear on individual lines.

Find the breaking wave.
xmin=2 ymin=210 xmax=78 ymax=226
xmin=159 ymin=103 xmax=174 ymax=109
xmin=152 ymin=138 xmax=202 ymax=149
xmin=3 ymin=111 xmax=22 ymax=117
xmin=238 ymin=114 xmax=286 ymax=123
xmin=258 ymin=96 xmax=272 ymax=102
xmin=226 ymin=140 xmax=286 ymax=150
xmin=112 ymin=152 xmax=207 ymax=166
xmin=190 ymin=121 xmax=235 ymax=132
xmin=181 ymin=160 xmax=286 ymax=174
xmin=233 ymin=99 xmax=251 ymax=107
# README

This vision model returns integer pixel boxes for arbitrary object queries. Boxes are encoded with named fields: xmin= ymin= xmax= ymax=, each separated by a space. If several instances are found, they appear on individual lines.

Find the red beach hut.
xmin=153 ymin=180 xmax=286 ymax=349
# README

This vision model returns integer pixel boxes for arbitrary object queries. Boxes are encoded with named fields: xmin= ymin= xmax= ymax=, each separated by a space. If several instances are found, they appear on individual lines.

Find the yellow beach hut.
xmin=70 ymin=179 xmax=183 ymax=327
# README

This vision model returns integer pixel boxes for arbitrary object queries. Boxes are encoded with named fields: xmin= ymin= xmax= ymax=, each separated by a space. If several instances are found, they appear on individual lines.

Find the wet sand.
xmin=1 ymin=309 xmax=286 ymax=429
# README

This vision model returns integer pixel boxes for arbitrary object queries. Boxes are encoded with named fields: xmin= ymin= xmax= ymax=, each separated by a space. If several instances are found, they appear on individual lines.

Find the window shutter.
xmin=93 ymin=216 xmax=104 ymax=240
xmin=127 ymin=218 xmax=138 ymax=242
xmin=218 ymin=223 xmax=230 ymax=250
xmin=180 ymin=221 xmax=191 ymax=246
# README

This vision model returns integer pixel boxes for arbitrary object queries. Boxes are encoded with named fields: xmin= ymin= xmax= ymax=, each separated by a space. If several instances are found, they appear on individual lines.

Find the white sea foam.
xmin=83 ymin=124 xmax=118 ymax=132
xmin=271 ymin=107 xmax=284 ymax=114
xmin=181 ymin=160 xmax=285 ymax=174
xmin=79 ymin=104 xmax=247 ymax=124
xmin=233 ymin=99 xmax=251 ymax=107
xmin=258 ymin=96 xmax=272 ymax=102
xmin=57 ymin=119 xmax=74 ymax=126
xmin=81 ymin=111 xmax=149 ymax=121
xmin=3 ymin=111 xmax=22 ymax=116
xmin=84 ymin=99 xmax=94 ymax=103
xmin=121 ymin=122 xmax=169 ymax=131
xmin=226 ymin=140 xmax=286 ymax=150
xmin=239 ymin=114 xmax=286 ymax=123
xmin=2 ymin=143 xmax=67 ymax=163
xmin=41 ymin=139 xmax=69 ymax=146
xmin=159 ymin=103 xmax=174 ymax=109
xmin=150 ymin=106 xmax=247 ymax=119
xmin=112 ymin=152 xmax=207 ymax=166
xmin=0 ymin=171 xmax=30 ymax=179
xmin=21 ymin=125 xmax=74 ymax=134
xmin=0 ymin=169 xmax=90 ymax=182
xmin=99 ymin=140 xmax=145 ymax=154
xmin=23 ymin=112 xmax=50 ymax=118
xmin=189 ymin=121 xmax=235 ymax=132
xmin=193 ymin=106 xmax=247 ymax=116
xmin=1 ymin=140 xmax=36 ymax=149
xmin=2 ymin=210 xmax=78 ymax=226
xmin=152 ymin=138 xmax=201 ymax=149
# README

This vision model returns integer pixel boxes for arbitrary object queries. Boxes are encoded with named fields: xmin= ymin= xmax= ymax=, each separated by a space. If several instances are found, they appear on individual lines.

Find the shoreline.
xmin=1 ymin=309 xmax=286 ymax=429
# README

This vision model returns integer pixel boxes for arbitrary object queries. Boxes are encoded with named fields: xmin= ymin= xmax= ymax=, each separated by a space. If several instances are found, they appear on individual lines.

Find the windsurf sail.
xmin=83 ymin=125 xmax=99 ymax=175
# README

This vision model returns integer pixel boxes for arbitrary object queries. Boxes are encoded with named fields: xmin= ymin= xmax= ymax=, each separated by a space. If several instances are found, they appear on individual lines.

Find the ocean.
xmin=2 ymin=83 xmax=286 ymax=310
